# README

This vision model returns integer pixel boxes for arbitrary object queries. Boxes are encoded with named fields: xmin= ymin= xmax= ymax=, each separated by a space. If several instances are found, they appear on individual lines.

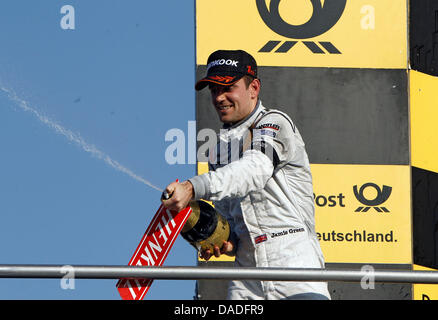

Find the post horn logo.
xmin=256 ymin=0 xmax=347 ymax=54
xmin=353 ymin=183 xmax=392 ymax=213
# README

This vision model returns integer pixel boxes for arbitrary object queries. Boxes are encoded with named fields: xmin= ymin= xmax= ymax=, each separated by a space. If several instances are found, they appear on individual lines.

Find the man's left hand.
xmin=199 ymin=240 xmax=235 ymax=261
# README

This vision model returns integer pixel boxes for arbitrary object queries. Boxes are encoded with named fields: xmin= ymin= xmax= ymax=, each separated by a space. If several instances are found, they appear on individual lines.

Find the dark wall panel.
xmin=196 ymin=66 xmax=409 ymax=165
xmin=412 ymin=166 xmax=438 ymax=270
xmin=410 ymin=0 xmax=438 ymax=76
xmin=326 ymin=263 xmax=412 ymax=300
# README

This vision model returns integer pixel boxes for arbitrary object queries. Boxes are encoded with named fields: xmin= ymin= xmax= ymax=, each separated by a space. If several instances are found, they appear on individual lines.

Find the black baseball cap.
xmin=195 ymin=49 xmax=258 ymax=91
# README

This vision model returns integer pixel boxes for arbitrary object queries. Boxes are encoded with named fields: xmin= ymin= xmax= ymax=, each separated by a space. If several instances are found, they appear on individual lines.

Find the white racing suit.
xmin=189 ymin=100 xmax=330 ymax=300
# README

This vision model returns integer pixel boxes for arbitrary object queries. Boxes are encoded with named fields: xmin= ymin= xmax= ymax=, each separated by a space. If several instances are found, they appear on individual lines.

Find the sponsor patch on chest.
xmin=254 ymin=228 xmax=305 ymax=244
xmin=258 ymin=129 xmax=277 ymax=138
xmin=256 ymin=123 xmax=280 ymax=131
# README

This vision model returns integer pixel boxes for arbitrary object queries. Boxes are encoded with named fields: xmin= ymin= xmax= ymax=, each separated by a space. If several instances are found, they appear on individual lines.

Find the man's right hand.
xmin=199 ymin=240 xmax=234 ymax=261
xmin=161 ymin=180 xmax=194 ymax=213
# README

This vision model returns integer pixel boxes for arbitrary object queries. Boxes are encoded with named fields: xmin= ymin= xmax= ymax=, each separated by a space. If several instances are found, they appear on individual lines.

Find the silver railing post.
xmin=0 ymin=265 xmax=437 ymax=284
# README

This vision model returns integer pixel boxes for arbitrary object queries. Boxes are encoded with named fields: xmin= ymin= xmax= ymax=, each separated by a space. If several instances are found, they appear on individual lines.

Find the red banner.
xmin=116 ymin=204 xmax=192 ymax=300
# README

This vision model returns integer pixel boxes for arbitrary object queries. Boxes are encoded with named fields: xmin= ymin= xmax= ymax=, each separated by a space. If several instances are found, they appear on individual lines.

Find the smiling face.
xmin=209 ymin=77 xmax=261 ymax=124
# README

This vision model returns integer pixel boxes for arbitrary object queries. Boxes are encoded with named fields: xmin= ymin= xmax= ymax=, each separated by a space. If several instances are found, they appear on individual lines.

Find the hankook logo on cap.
xmin=353 ymin=183 xmax=392 ymax=213
xmin=207 ymin=59 xmax=239 ymax=71
xmin=256 ymin=0 xmax=346 ymax=54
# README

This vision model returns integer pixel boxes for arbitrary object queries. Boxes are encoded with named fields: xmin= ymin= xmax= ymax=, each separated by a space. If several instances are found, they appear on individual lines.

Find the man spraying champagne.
xmin=162 ymin=50 xmax=330 ymax=300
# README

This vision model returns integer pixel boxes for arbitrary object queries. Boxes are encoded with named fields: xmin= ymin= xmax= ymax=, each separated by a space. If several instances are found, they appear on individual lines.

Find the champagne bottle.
xmin=181 ymin=200 xmax=230 ymax=253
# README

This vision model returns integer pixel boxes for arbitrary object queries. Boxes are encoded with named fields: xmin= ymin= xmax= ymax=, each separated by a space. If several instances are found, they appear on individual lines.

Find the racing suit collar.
xmin=222 ymin=99 xmax=263 ymax=130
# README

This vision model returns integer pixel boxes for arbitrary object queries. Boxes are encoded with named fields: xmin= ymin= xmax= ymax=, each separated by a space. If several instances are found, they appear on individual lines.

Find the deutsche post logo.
xmin=353 ymin=183 xmax=392 ymax=213
xmin=256 ymin=0 xmax=346 ymax=54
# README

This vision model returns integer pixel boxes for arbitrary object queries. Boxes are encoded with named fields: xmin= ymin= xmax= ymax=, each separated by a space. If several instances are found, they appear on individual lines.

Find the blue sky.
xmin=0 ymin=1 xmax=198 ymax=299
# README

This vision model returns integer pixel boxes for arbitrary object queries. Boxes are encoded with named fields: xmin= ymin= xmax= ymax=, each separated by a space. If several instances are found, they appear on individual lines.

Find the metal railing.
xmin=0 ymin=264 xmax=438 ymax=284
